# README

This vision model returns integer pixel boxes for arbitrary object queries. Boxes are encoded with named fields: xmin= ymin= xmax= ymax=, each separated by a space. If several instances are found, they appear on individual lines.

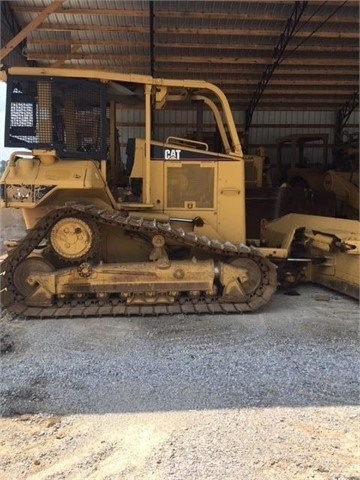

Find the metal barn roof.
xmin=1 ymin=0 xmax=359 ymax=113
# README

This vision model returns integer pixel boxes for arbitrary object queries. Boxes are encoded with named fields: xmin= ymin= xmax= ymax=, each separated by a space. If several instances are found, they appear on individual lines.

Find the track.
xmin=0 ymin=203 xmax=277 ymax=317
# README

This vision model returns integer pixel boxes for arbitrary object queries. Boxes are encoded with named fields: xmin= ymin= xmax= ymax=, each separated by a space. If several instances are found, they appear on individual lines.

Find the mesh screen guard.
xmin=166 ymin=164 xmax=215 ymax=209
xmin=5 ymin=75 xmax=107 ymax=159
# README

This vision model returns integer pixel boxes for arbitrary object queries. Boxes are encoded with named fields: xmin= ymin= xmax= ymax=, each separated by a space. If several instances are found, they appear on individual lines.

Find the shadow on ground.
xmin=1 ymin=285 xmax=358 ymax=417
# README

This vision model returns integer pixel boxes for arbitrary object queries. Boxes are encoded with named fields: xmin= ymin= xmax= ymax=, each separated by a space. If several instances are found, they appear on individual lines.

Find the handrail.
xmin=8 ymin=151 xmax=33 ymax=165
xmin=166 ymin=136 xmax=208 ymax=151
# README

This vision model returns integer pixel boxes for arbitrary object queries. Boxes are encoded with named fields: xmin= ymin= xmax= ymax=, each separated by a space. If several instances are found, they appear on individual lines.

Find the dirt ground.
xmin=0 ymin=405 xmax=358 ymax=480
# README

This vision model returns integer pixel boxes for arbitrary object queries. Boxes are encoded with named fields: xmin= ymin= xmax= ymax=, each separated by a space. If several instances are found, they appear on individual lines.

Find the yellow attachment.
xmin=261 ymin=213 xmax=360 ymax=299
xmin=50 ymin=217 xmax=95 ymax=260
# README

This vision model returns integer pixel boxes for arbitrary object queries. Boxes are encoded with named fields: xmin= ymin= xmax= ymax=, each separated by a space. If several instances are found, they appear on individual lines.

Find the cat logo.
xmin=164 ymin=149 xmax=181 ymax=160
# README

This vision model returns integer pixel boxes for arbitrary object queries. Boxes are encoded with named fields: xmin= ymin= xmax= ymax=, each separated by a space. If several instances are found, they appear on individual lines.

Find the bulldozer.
xmin=324 ymin=131 xmax=359 ymax=220
xmin=0 ymin=67 xmax=358 ymax=318
xmin=276 ymin=133 xmax=359 ymax=220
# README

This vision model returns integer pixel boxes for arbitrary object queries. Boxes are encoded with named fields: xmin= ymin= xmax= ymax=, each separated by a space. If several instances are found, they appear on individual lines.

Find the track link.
xmin=0 ymin=203 xmax=277 ymax=317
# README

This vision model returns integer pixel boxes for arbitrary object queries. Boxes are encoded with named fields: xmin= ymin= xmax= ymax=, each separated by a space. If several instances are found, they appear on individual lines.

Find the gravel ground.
xmin=0 ymin=208 xmax=25 ymax=255
xmin=0 ymin=284 xmax=359 ymax=480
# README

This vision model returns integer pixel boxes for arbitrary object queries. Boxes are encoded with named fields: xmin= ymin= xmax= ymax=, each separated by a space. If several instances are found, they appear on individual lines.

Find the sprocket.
xmin=49 ymin=216 xmax=98 ymax=262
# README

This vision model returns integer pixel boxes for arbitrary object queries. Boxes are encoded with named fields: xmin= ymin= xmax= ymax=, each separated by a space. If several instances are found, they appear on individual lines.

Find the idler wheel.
xmin=13 ymin=257 xmax=54 ymax=297
xmin=229 ymin=257 xmax=262 ymax=295
xmin=50 ymin=217 xmax=98 ymax=262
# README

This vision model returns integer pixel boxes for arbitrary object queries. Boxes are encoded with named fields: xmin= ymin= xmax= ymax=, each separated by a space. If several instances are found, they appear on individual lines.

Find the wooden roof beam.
xmin=155 ymin=56 xmax=358 ymax=66
xmin=11 ymin=7 xmax=149 ymax=16
xmin=0 ymin=0 xmax=66 ymax=61
xmin=155 ymin=44 xmax=359 ymax=53
xmin=27 ymin=53 xmax=358 ymax=66
xmin=27 ymin=38 xmax=149 ymax=47
xmin=11 ymin=7 xmax=359 ymax=25
xmin=229 ymin=97 xmax=352 ymax=104
xmin=225 ymin=89 xmax=356 ymax=95
xmin=154 ymin=28 xmax=359 ymax=39
xmin=27 ymin=38 xmax=359 ymax=53
xmin=47 ymin=63 xmax=355 ymax=78
xmin=158 ymin=66 xmax=359 ymax=75
xmin=35 ymin=24 xmax=359 ymax=39
xmin=217 ymin=79 xmax=360 ymax=86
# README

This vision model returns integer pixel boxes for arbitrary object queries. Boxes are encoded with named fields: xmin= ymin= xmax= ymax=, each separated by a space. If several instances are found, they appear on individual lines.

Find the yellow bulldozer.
xmin=0 ymin=67 xmax=358 ymax=317
xmin=276 ymin=133 xmax=359 ymax=219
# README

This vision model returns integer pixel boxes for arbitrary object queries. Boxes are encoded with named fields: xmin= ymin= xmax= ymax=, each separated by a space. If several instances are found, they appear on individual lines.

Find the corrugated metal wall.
xmin=249 ymin=111 xmax=358 ymax=156
xmin=248 ymin=110 xmax=335 ymax=164
xmin=117 ymin=107 xmax=145 ymax=163
xmin=117 ymin=107 xmax=244 ymax=161
xmin=117 ymin=107 xmax=358 ymax=166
